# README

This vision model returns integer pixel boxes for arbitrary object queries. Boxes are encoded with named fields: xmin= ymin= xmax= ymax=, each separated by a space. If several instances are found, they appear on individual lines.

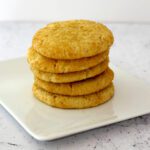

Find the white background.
xmin=0 ymin=0 xmax=150 ymax=22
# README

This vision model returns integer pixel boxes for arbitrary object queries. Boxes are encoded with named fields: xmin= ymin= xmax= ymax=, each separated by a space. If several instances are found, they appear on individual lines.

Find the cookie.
xmin=32 ymin=20 xmax=114 ymax=59
xmin=31 ymin=59 xmax=109 ymax=83
xmin=34 ymin=68 xmax=114 ymax=96
xmin=27 ymin=47 xmax=109 ymax=73
xmin=33 ymin=83 xmax=114 ymax=109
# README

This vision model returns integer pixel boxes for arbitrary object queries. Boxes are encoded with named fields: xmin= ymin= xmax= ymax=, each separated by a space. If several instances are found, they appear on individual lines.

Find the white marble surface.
xmin=0 ymin=22 xmax=150 ymax=150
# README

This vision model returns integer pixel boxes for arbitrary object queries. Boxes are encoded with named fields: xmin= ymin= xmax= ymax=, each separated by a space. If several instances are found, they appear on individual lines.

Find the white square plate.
xmin=0 ymin=57 xmax=150 ymax=141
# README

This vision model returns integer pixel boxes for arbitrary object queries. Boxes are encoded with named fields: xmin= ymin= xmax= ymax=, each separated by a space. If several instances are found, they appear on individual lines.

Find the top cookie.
xmin=32 ymin=20 xmax=114 ymax=59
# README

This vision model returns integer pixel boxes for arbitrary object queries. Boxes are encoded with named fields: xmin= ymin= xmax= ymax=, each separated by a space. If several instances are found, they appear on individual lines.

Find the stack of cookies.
xmin=27 ymin=20 xmax=114 ymax=109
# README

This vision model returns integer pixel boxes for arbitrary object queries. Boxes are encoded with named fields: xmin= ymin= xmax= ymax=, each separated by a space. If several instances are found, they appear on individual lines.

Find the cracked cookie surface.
xmin=32 ymin=20 xmax=113 ymax=59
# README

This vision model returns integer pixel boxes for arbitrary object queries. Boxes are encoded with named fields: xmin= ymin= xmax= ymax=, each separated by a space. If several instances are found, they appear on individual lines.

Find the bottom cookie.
xmin=32 ymin=83 xmax=114 ymax=109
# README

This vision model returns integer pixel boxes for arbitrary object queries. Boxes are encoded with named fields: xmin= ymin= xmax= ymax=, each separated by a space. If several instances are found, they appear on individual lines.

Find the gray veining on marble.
xmin=0 ymin=22 xmax=150 ymax=150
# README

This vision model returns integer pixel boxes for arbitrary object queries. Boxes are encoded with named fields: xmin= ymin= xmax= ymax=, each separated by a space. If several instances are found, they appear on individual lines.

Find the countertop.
xmin=0 ymin=22 xmax=150 ymax=150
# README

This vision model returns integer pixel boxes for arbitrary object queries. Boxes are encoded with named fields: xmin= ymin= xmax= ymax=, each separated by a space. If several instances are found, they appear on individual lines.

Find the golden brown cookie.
xmin=32 ymin=20 xmax=114 ymax=59
xmin=27 ymin=47 xmax=109 ymax=73
xmin=31 ymin=59 xmax=109 ymax=83
xmin=34 ymin=68 xmax=114 ymax=96
xmin=33 ymin=83 xmax=114 ymax=109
